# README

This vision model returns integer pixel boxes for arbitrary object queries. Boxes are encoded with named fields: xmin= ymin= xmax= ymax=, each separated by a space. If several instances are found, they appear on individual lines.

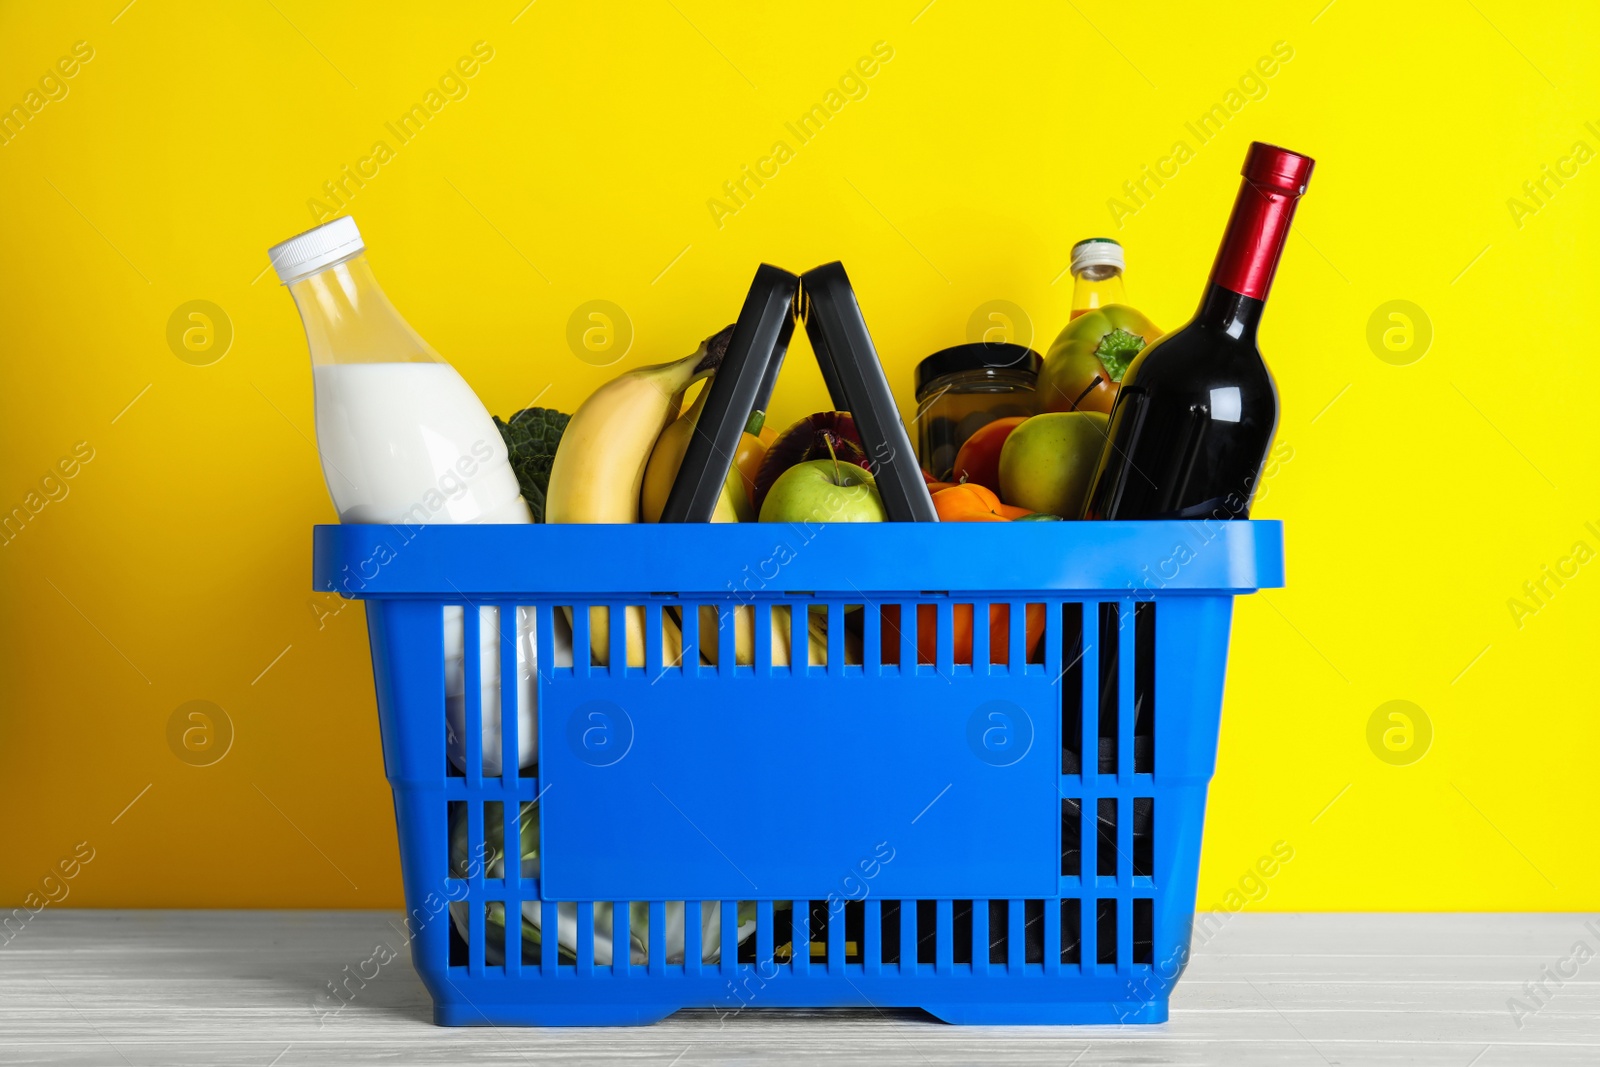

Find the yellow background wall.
xmin=2 ymin=0 xmax=1594 ymax=911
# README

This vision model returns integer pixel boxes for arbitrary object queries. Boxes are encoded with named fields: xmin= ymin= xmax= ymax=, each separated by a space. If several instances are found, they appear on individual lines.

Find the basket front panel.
xmin=539 ymin=614 xmax=1058 ymax=901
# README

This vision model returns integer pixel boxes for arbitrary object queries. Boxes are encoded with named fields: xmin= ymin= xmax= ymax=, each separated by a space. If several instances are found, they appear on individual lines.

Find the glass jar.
xmin=913 ymin=343 xmax=1040 ymax=481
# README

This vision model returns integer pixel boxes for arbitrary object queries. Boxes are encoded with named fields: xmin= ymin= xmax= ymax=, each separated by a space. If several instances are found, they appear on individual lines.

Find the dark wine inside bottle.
xmin=1082 ymin=142 xmax=1312 ymax=522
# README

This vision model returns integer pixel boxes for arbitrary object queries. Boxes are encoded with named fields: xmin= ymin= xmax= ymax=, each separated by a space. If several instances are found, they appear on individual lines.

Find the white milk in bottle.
xmin=269 ymin=217 xmax=539 ymax=775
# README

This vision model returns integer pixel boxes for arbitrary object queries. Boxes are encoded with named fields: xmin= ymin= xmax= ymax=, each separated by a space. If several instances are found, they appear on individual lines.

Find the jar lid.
xmin=915 ymin=343 xmax=1041 ymax=396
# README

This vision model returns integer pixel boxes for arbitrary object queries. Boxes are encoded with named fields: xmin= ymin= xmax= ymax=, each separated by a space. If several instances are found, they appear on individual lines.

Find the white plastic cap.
xmin=1070 ymin=237 xmax=1124 ymax=276
xmin=268 ymin=216 xmax=364 ymax=285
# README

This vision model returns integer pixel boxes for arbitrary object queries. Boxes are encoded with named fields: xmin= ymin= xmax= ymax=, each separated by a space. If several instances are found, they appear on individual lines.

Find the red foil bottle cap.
xmin=1210 ymin=142 xmax=1315 ymax=301
xmin=1242 ymin=142 xmax=1315 ymax=192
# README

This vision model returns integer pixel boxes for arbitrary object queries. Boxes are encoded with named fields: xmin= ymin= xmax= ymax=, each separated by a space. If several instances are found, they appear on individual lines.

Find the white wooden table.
xmin=1 ymin=912 xmax=1595 ymax=1065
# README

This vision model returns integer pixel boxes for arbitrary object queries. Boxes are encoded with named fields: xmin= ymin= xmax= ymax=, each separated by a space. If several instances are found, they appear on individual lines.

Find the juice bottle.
xmin=269 ymin=216 xmax=535 ymax=775
xmin=1069 ymin=237 xmax=1127 ymax=319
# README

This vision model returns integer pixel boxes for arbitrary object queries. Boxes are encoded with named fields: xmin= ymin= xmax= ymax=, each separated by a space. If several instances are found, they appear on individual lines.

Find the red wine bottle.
xmin=1083 ymin=142 xmax=1313 ymax=521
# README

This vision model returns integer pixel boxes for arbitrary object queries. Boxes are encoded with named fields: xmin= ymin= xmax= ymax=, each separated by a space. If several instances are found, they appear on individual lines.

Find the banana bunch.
xmin=546 ymin=326 xmax=734 ymax=525
xmin=545 ymin=327 xmax=733 ymax=666
xmin=546 ymin=324 xmax=832 ymax=669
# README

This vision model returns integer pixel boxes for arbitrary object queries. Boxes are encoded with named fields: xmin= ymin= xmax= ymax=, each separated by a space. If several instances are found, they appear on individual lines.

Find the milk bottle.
xmin=269 ymin=217 xmax=536 ymax=774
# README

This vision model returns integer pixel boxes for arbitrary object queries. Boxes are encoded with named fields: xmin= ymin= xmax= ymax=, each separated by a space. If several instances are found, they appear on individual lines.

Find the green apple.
xmin=758 ymin=458 xmax=886 ymax=523
xmin=998 ymin=412 xmax=1109 ymax=518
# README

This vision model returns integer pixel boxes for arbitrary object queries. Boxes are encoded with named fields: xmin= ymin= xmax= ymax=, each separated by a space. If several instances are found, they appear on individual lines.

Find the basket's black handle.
xmin=660 ymin=264 xmax=799 ymax=523
xmin=798 ymin=262 xmax=938 ymax=522
xmin=747 ymin=302 xmax=792 ymax=434
xmin=798 ymin=286 xmax=848 ymax=412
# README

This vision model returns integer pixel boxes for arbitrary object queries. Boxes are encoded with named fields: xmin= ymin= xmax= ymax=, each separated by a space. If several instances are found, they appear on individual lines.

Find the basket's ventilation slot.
xmin=1062 ymin=799 xmax=1081 ymax=877
xmin=699 ymin=901 xmax=717 ymax=965
xmin=481 ymin=606 xmax=503 ymax=773
xmin=588 ymin=606 xmax=607 ymax=667
xmin=808 ymin=900 xmax=829 ymax=965
xmin=844 ymin=900 xmax=865 ymax=963
xmin=518 ymin=606 xmax=538 ymax=778
xmin=879 ymin=605 xmax=901 ymax=666
xmin=1133 ymin=898 xmax=1154 ymax=965
xmin=659 ymin=606 xmax=677 ymax=670
xmin=770 ymin=605 xmax=792 ymax=669
xmin=445 ymin=606 xmax=465 ymax=779
xmin=734 ymin=604 xmax=755 ymax=666
xmin=1098 ymin=603 xmax=1118 ymax=775
xmin=447 ymin=800 xmax=467 ymax=873
xmin=1134 ymin=798 xmax=1154 ymax=877
xmin=844 ymin=605 xmax=865 ymax=666
xmin=738 ymin=900 xmax=759 ymax=964
xmin=953 ymin=605 xmax=974 ymax=666
xmin=1096 ymin=899 xmax=1117 ymax=966
xmin=1060 ymin=899 xmax=1081 ymax=965
xmin=952 ymin=900 xmax=972 ymax=965
xmin=553 ymin=607 xmax=575 ymax=667
xmin=773 ymin=901 xmax=794 ymax=963
xmin=603 ymin=904 xmax=626 ymax=971
xmin=448 ymin=901 xmax=468 ymax=966
xmin=1024 ymin=899 xmax=1045 ymax=964
xmin=485 ymin=903 xmax=504 ymax=966
xmin=808 ymin=606 xmax=827 ymax=667
xmin=1136 ymin=601 xmax=1156 ymax=773
xmin=881 ymin=900 xmax=902 ymax=965
xmin=1097 ymin=798 xmax=1118 ymax=878
xmin=989 ymin=900 xmax=1008 ymax=965
xmin=1026 ymin=603 xmax=1046 ymax=665
xmin=524 ymin=906 xmax=542 ymax=968
xmin=477 ymin=799 xmax=499 ymax=861
xmin=1062 ymin=602 xmax=1083 ymax=774
xmin=916 ymin=900 xmax=938 ymax=965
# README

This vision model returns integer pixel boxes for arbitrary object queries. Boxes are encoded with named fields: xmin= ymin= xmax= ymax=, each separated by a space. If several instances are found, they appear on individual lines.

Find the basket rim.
xmin=312 ymin=519 xmax=1283 ymax=599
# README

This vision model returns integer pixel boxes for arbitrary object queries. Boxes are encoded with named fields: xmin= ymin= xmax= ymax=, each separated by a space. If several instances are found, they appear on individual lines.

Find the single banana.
xmin=547 ymin=326 xmax=733 ymax=666
xmin=640 ymin=387 xmax=753 ymax=524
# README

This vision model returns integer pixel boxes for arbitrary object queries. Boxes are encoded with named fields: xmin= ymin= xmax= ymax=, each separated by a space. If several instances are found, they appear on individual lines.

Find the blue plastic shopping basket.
xmin=313 ymin=517 xmax=1283 ymax=1026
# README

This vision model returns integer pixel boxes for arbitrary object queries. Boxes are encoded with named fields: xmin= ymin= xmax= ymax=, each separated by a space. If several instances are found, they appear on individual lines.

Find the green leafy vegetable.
xmin=495 ymin=407 xmax=570 ymax=522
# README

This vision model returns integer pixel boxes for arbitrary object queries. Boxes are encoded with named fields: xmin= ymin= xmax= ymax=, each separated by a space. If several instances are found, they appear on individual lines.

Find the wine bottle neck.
xmin=1194 ymin=284 xmax=1264 ymax=340
xmin=1207 ymin=175 xmax=1306 ymax=306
